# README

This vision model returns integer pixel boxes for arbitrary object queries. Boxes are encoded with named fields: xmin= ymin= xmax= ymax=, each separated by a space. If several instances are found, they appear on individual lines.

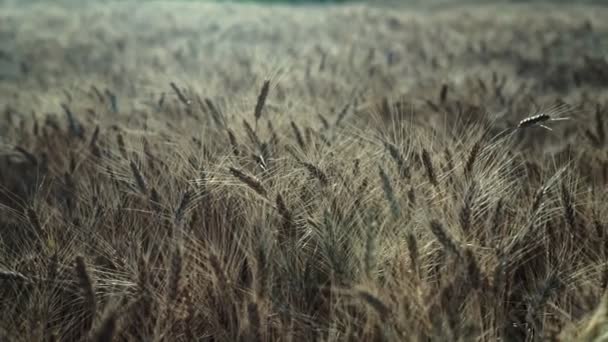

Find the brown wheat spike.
xmin=517 ymin=104 xmax=571 ymax=131
xmin=247 ymin=301 xmax=263 ymax=342
xmin=439 ymin=83 xmax=448 ymax=103
xmin=0 ymin=269 xmax=30 ymax=283
xmin=426 ymin=100 xmax=440 ymax=112
xmin=358 ymin=290 xmax=390 ymax=320
xmin=384 ymin=141 xmax=410 ymax=179
xmin=304 ymin=126 xmax=313 ymax=146
xmin=353 ymin=178 xmax=369 ymax=208
xmin=421 ymin=149 xmax=438 ymax=187
xmin=444 ymin=147 xmax=454 ymax=175
xmin=530 ymin=185 xmax=546 ymax=215
xmin=129 ymin=160 xmax=148 ymax=195
xmin=518 ymin=113 xmax=551 ymax=129
xmin=91 ymin=85 xmax=104 ymax=103
xmin=290 ymin=121 xmax=306 ymax=150
xmin=229 ymin=167 xmax=268 ymax=198
xmin=465 ymin=249 xmax=482 ymax=290
xmin=170 ymin=82 xmax=191 ymax=106
xmin=167 ymin=244 xmax=182 ymax=302
xmin=317 ymin=132 xmax=331 ymax=147
xmin=267 ymin=120 xmax=279 ymax=146
xmin=15 ymin=146 xmax=38 ymax=165
xmin=204 ymin=97 xmax=224 ymax=128
xmin=209 ymin=252 xmax=229 ymax=290
xmin=90 ymin=139 xmax=102 ymax=159
xmin=595 ymin=104 xmax=605 ymax=145
xmin=47 ymin=251 xmax=58 ymax=287
xmin=251 ymin=153 xmax=267 ymax=171
xmin=183 ymin=291 xmax=196 ymax=341
xmin=526 ymin=274 xmax=562 ymax=335
xmin=378 ymin=166 xmax=400 ymax=219
xmin=137 ymin=254 xmax=149 ymax=293
xmin=276 ymin=193 xmax=294 ymax=238
xmin=492 ymin=251 xmax=507 ymax=295
xmin=92 ymin=310 xmax=118 ymax=342
xmin=116 ymin=133 xmax=127 ymax=158
xmin=149 ymin=188 xmax=163 ymax=213
xmin=464 ymin=141 xmax=481 ymax=178
xmin=61 ymin=103 xmax=84 ymax=139
xmin=104 ymin=88 xmax=118 ymax=113
xmin=584 ymin=105 xmax=604 ymax=147
xmin=406 ymin=233 xmax=419 ymax=277
xmin=380 ymin=97 xmax=391 ymax=119
xmin=74 ymin=256 xmax=96 ymax=320
xmin=255 ymin=247 xmax=268 ymax=297
xmin=142 ymin=138 xmax=156 ymax=166
xmin=334 ymin=103 xmax=351 ymax=127
xmin=254 ymin=80 xmax=270 ymax=126
xmin=317 ymin=114 xmax=330 ymax=130
xmin=490 ymin=198 xmax=504 ymax=237
xmin=243 ymin=119 xmax=262 ymax=148
xmin=364 ymin=229 xmax=376 ymax=279
xmin=33 ymin=119 xmax=39 ymax=136
xmin=302 ymin=162 xmax=328 ymax=186
xmin=353 ymin=158 xmax=360 ymax=176
xmin=90 ymin=125 xmax=100 ymax=147
xmin=429 ymin=220 xmax=460 ymax=258
xmin=175 ymin=190 xmax=193 ymax=226
xmin=26 ymin=207 xmax=43 ymax=234
xmin=157 ymin=92 xmax=166 ymax=108
xmin=226 ymin=129 xmax=240 ymax=156
xmin=459 ymin=181 xmax=477 ymax=234
xmin=560 ymin=182 xmax=576 ymax=231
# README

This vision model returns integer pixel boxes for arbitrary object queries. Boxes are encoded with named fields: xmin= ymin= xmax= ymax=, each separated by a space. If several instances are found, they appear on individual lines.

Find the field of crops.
xmin=1 ymin=1 xmax=608 ymax=341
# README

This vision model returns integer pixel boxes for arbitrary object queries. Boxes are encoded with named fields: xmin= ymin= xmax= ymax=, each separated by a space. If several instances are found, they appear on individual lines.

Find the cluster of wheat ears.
xmin=0 ymin=1 xmax=607 ymax=341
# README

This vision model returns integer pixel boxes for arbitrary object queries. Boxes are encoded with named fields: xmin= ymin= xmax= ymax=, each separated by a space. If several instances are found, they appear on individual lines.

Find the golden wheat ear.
xmin=518 ymin=113 xmax=551 ymax=129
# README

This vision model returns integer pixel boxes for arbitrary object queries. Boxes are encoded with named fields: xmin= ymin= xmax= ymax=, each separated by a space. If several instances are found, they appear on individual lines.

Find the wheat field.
xmin=1 ymin=1 xmax=607 ymax=341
